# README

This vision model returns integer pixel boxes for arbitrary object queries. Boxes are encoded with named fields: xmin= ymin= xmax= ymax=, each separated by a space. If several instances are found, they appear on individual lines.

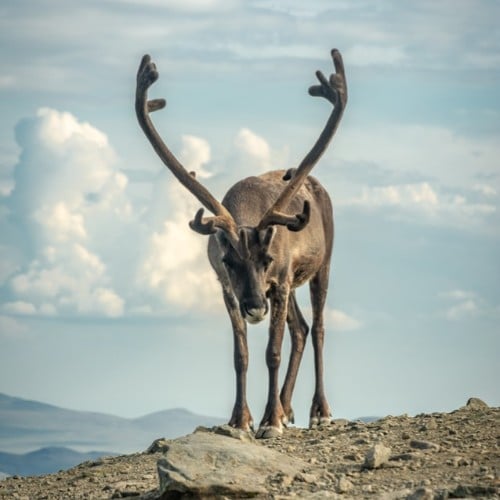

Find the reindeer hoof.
xmin=309 ymin=416 xmax=333 ymax=429
xmin=256 ymin=425 xmax=283 ymax=439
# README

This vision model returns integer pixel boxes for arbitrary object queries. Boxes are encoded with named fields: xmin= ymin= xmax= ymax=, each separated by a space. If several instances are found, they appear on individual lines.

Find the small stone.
xmin=332 ymin=418 xmax=349 ymax=428
xmin=422 ymin=418 xmax=438 ymax=431
xmin=465 ymin=397 xmax=489 ymax=409
xmin=336 ymin=476 xmax=354 ymax=493
xmin=410 ymin=439 xmax=440 ymax=451
xmin=406 ymin=487 xmax=434 ymax=500
xmin=274 ymin=472 xmax=294 ymax=487
xmin=294 ymin=472 xmax=317 ymax=484
xmin=363 ymin=443 xmax=392 ymax=469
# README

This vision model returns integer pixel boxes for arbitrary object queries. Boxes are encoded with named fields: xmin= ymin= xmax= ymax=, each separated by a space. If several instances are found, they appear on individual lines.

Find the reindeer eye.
xmin=223 ymin=253 xmax=243 ymax=271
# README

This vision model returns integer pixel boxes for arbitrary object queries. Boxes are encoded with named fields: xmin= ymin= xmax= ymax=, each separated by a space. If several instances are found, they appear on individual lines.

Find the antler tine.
xmin=135 ymin=54 xmax=238 ymax=241
xmin=257 ymin=49 xmax=347 ymax=232
xmin=189 ymin=208 xmax=238 ymax=236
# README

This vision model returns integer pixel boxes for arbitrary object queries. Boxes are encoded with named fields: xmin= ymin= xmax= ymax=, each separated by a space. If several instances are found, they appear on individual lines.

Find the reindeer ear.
xmin=259 ymin=226 xmax=276 ymax=250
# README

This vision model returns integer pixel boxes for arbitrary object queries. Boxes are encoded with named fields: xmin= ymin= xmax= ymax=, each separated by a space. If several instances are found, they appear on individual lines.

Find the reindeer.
xmin=135 ymin=49 xmax=347 ymax=438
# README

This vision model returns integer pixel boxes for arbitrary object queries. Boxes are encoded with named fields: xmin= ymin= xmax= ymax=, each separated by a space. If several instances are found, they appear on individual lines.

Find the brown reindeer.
xmin=135 ymin=49 xmax=347 ymax=438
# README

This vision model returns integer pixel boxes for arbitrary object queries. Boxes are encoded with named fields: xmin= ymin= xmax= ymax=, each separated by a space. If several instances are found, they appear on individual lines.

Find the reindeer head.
xmin=188 ymin=176 xmax=311 ymax=323
xmin=214 ymin=226 xmax=275 ymax=323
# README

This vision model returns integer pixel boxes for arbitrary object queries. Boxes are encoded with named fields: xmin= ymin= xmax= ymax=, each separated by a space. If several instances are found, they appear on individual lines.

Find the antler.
xmin=135 ymin=55 xmax=238 ymax=242
xmin=257 ymin=49 xmax=347 ymax=231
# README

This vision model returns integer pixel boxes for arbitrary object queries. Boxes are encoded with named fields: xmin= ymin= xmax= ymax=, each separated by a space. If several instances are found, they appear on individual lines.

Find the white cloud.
xmin=9 ymin=243 xmax=124 ymax=318
xmin=2 ymin=301 xmax=36 ymax=316
xmin=340 ymin=181 xmax=496 ymax=226
xmin=327 ymin=308 xmax=362 ymax=332
xmin=338 ymin=124 xmax=499 ymax=193
xmin=233 ymin=128 xmax=273 ymax=173
xmin=445 ymin=299 xmax=478 ymax=321
xmin=438 ymin=289 xmax=495 ymax=322
xmin=334 ymin=123 xmax=499 ymax=229
xmin=439 ymin=289 xmax=476 ymax=301
xmin=345 ymin=44 xmax=407 ymax=67
xmin=3 ymin=108 xmax=127 ymax=318
xmin=473 ymin=184 xmax=497 ymax=198
xmin=33 ymin=202 xmax=87 ymax=242
xmin=179 ymin=135 xmax=212 ymax=179
xmin=110 ymin=0 xmax=235 ymax=12
xmin=349 ymin=182 xmax=438 ymax=209
xmin=140 ymin=217 xmax=221 ymax=312
xmin=138 ymin=142 xmax=223 ymax=313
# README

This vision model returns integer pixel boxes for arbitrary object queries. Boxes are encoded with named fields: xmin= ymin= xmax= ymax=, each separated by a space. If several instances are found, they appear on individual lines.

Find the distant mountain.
xmin=0 ymin=393 xmax=225 ymax=456
xmin=0 ymin=447 xmax=115 ymax=477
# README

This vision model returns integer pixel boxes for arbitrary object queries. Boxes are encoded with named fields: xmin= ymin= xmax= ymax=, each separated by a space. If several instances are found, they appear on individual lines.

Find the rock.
xmin=336 ymin=476 xmax=354 ymax=493
xmin=210 ymin=423 xmax=256 ymax=442
xmin=146 ymin=438 xmax=170 ymax=454
xmin=363 ymin=443 xmax=392 ymax=469
xmin=450 ymin=484 xmax=498 ymax=497
xmin=420 ymin=418 xmax=437 ymax=431
xmin=406 ymin=486 xmax=434 ymax=499
xmin=465 ymin=397 xmax=489 ymax=409
xmin=410 ymin=440 xmax=440 ymax=451
xmin=379 ymin=490 xmax=412 ymax=500
xmin=294 ymin=472 xmax=318 ymax=484
xmin=156 ymin=431 xmax=309 ymax=498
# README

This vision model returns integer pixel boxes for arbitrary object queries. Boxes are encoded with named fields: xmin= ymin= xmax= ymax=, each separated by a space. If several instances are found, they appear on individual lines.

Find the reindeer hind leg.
xmin=309 ymin=265 xmax=333 ymax=428
xmin=280 ymin=290 xmax=309 ymax=424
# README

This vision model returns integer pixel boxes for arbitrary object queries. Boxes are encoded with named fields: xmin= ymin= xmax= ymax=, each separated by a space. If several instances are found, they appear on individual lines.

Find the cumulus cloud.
xmin=1 ymin=111 xmax=235 ymax=319
xmin=1 ymin=301 xmax=37 ymax=316
xmin=233 ymin=128 xmax=273 ymax=172
xmin=138 ymin=135 xmax=222 ymax=313
xmin=139 ymin=214 xmax=222 ymax=312
xmin=137 ymin=174 xmax=221 ymax=312
xmin=179 ymin=135 xmax=212 ymax=179
xmin=3 ymin=108 xmax=128 ymax=318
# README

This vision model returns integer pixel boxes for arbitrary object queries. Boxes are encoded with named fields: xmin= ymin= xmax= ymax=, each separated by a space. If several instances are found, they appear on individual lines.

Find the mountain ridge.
xmin=0 ymin=446 xmax=115 ymax=477
xmin=0 ymin=392 xmax=225 ymax=455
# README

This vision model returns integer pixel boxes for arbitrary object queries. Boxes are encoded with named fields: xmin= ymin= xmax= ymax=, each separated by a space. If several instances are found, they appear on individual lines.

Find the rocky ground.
xmin=0 ymin=398 xmax=498 ymax=499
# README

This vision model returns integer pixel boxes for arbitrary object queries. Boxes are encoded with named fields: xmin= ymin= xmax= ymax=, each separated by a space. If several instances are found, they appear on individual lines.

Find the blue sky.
xmin=0 ymin=0 xmax=499 ymax=431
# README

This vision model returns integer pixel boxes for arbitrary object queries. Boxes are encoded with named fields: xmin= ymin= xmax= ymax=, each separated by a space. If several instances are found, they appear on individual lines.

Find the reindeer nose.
xmin=241 ymin=298 xmax=269 ymax=324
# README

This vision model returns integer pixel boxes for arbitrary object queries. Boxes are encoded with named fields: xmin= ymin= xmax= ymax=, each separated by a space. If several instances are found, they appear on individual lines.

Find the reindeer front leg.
xmin=222 ymin=288 xmax=253 ymax=432
xmin=256 ymin=284 xmax=289 ymax=439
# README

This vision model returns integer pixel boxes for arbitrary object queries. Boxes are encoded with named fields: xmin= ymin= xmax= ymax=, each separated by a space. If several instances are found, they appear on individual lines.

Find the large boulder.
xmin=157 ymin=430 xmax=309 ymax=498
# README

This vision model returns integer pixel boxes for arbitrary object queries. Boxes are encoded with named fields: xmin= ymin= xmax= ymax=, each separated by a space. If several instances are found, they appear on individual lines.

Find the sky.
xmin=0 ymin=0 xmax=499 ymax=434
